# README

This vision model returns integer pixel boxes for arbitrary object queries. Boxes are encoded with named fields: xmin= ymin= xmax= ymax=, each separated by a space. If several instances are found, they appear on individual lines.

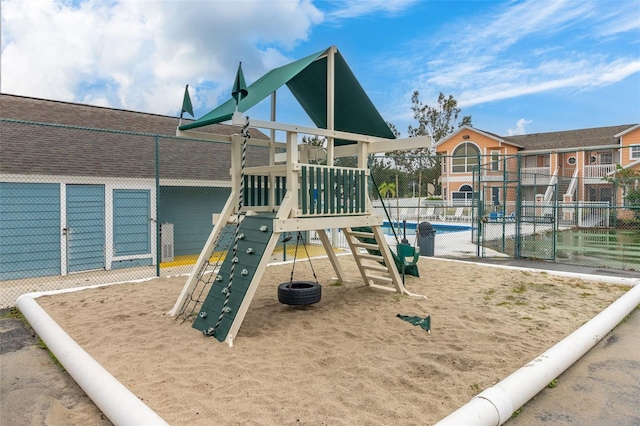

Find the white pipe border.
xmin=13 ymin=258 xmax=639 ymax=426
xmin=15 ymin=292 xmax=168 ymax=426
xmin=424 ymin=257 xmax=639 ymax=287
xmin=435 ymin=278 xmax=640 ymax=426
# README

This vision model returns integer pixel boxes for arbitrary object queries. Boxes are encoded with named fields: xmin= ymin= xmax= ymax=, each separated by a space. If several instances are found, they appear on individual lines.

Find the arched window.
xmin=452 ymin=143 xmax=480 ymax=173
xmin=452 ymin=184 xmax=475 ymax=204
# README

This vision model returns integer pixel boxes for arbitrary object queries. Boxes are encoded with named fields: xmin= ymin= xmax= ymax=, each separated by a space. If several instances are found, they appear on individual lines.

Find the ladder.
xmin=342 ymin=226 xmax=405 ymax=293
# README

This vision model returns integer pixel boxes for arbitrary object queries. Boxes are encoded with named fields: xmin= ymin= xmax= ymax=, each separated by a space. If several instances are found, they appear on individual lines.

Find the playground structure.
xmin=167 ymin=46 xmax=431 ymax=346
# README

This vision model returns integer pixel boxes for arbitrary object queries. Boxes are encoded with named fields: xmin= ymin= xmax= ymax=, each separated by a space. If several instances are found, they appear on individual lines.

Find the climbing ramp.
xmin=192 ymin=213 xmax=278 ymax=345
xmin=167 ymin=194 xmax=240 ymax=321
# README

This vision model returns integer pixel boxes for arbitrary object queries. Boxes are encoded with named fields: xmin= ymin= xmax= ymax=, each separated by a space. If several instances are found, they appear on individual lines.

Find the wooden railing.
xmin=299 ymin=164 xmax=369 ymax=217
xmin=243 ymin=174 xmax=287 ymax=207
xmin=241 ymin=164 xmax=370 ymax=217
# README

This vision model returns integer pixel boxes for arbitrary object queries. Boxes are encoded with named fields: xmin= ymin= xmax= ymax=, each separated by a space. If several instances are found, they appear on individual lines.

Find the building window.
xmin=451 ymin=143 xmax=480 ymax=173
xmin=590 ymin=155 xmax=597 ymax=164
xmin=631 ymin=146 xmax=640 ymax=160
xmin=490 ymin=150 xmax=500 ymax=171
xmin=600 ymin=152 xmax=612 ymax=164
xmin=451 ymin=184 xmax=474 ymax=205
xmin=567 ymin=156 xmax=577 ymax=165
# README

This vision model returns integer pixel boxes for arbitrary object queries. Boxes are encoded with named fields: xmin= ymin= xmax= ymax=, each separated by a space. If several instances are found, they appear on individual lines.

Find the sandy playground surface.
xmin=35 ymin=256 xmax=630 ymax=425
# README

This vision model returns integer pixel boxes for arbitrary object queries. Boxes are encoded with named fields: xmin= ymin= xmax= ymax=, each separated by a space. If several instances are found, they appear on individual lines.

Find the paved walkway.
xmin=507 ymin=306 xmax=640 ymax=425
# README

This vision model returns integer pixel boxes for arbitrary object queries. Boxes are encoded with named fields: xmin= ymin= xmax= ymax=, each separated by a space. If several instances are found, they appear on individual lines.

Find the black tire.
xmin=278 ymin=281 xmax=322 ymax=306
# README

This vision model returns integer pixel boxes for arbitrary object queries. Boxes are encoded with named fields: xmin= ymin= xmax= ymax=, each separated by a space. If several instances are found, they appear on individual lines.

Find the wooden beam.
xmin=231 ymin=113 xmax=386 ymax=143
xmin=327 ymin=46 xmax=336 ymax=167
xmin=273 ymin=215 xmax=383 ymax=232
xmin=317 ymin=229 xmax=347 ymax=282
xmin=176 ymin=128 xmax=286 ymax=149
xmin=334 ymin=135 xmax=432 ymax=156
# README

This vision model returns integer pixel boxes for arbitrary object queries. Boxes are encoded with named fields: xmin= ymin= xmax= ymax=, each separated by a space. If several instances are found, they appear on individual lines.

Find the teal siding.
xmin=66 ymin=185 xmax=105 ymax=272
xmin=0 ymin=182 xmax=61 ymax=280
xmin=113 ymin=190 xmax=151 ymax=256
xmin=111 ymin=258 xmax=153 ymax=269
xmin=158 ymin=186 xmax=231 ymax=256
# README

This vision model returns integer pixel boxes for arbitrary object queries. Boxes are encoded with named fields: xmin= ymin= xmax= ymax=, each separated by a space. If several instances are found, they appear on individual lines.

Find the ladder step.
xmin=368 ymin=283 xmax=397 ymax=292
xmin=365 ymin=274 xmax=393 ymax=283
xmin=352 ymin=241 xmax=379 ymax=250
xmin=347 ymin=230 xmax=375 ymax=239
xmin=361 ymin=264 xmax=389 ymax=273
xmin=357 ymin=253 xmax=384 ymax=262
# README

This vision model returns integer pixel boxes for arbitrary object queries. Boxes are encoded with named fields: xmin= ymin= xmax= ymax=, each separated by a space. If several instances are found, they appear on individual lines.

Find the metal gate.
xmin=475 ymin=155 xmax=557 ymax=261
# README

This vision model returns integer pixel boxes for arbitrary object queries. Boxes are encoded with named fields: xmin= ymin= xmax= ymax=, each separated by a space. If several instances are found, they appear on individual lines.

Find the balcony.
xmin=520 ymin=167 xmax=551 ymax=185
xmin=583 ymin=164 xmax=616 ymax=180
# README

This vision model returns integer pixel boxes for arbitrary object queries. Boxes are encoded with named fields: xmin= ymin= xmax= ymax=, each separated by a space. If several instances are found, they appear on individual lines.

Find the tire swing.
xmin=278 ymin=232 xmax=322 ymax=306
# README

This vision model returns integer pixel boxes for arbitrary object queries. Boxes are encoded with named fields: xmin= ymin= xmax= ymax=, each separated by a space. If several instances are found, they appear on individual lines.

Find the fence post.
xmin=155 ymin=135 xmax=160 ymax=277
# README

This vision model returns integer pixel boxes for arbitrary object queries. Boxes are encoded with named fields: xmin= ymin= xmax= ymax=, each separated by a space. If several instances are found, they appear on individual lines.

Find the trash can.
xmin=417 ymin=222 xmax=436 ymax=256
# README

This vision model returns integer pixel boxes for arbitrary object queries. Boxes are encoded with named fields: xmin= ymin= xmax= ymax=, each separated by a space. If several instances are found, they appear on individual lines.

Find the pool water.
xmin=382 ymin=221 xmax=471 ymax=235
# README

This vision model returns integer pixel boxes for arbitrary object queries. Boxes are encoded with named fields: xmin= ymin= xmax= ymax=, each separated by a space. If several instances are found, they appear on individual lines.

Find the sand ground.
xmin=1 ymin=256 xmax=639 ymax=425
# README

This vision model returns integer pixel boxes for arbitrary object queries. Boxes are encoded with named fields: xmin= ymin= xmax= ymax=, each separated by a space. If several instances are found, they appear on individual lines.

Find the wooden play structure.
xmin=167 ymin=46 xmax=431 ymax=346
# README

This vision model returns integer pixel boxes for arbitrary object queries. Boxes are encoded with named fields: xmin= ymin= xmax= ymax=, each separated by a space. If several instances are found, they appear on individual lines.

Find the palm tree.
xmin=378 ymin=181 xmax=397 ymax=198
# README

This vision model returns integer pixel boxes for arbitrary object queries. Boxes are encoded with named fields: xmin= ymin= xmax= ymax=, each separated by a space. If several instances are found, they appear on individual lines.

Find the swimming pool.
xmin=382 ymin=221 xmax=471 ymax=235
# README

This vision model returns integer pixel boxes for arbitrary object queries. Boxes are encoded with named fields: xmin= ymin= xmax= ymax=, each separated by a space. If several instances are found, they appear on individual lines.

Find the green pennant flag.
xmin=397 ymin=314 xmax=431 ymax=333
xmin=231 ymin=62 xmax=248 ymax=105
xmin=181 ymin=84 xmax=194 ymax=118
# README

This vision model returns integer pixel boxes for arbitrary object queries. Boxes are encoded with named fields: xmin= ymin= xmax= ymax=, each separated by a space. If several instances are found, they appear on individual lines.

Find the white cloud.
xmin=390 ymin=0 xmax=640 ymax=114
xmin=0 ymin=0 xmax=323 ymax=116
xmin=508 ymin=119 xmax=532 ymax=136
xmin=325 ymin=0 xmax=421 ymax=21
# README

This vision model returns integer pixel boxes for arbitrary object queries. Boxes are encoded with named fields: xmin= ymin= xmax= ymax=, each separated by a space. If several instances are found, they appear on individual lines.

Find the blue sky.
xmin=1 ymin=0 xmax=639 ymax=137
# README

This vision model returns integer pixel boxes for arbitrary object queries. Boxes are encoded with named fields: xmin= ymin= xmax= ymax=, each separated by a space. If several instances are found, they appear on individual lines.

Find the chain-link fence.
xmin=0 ymin=119 xmax=279 ymax=307
xmin=2 ymin=119 xmax=639 ymax=307
xmin=367 ymin=150 xmax=640 ymax=271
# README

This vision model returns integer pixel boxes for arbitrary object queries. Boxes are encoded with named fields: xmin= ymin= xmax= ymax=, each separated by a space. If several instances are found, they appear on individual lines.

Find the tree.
xmin=605 ymin=165 xmax=640 ymax=221
xmin=378 ymin=181 xmax=397 ymax=198
xmin=407 ymin=92 xmax=472 ymax=142
xmin=301 ymin=135 xmax=358 ymax=167
xmin=390 ymin=91 xmax=472 ymax=196
xmin=301 ymin=135 xmax=325 ymax=147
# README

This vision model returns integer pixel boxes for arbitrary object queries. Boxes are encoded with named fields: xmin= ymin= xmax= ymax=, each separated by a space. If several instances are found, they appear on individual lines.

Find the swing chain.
xmin=288 ymin=231 xmax=319 ymax=286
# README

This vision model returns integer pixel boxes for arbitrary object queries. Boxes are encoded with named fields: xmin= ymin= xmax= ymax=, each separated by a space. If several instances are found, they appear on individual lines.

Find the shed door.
xmin=0 ymin=182 xmax=61 ymax=280
xmin=66 ymin=185 xmax=105 ymax=272
xmin=113 ymin=190 xmax=151 ymax=256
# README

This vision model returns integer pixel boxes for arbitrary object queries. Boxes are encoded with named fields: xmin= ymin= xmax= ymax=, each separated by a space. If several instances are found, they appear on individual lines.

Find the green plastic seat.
xmin=395 ymin=243 xmax=420 ymax=283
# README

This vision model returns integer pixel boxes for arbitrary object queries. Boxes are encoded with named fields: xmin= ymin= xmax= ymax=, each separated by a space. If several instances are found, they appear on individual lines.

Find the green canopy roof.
xmin=180 ymin=47 xmax=395 ymax=145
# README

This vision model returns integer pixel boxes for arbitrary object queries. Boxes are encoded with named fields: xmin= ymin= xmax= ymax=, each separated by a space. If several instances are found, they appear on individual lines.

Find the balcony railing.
xmin=520 ymin=167 xmax=551 ymax=185
xmin=583 ymin=164 xmax=616 ymax=179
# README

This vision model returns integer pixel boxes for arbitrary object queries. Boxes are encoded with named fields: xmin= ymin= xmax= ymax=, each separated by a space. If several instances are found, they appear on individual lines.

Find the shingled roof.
xmin=503 ymin=124 xmax=635 ymax=152
xmin=0 ymin=94 xmax=269 ymax=181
